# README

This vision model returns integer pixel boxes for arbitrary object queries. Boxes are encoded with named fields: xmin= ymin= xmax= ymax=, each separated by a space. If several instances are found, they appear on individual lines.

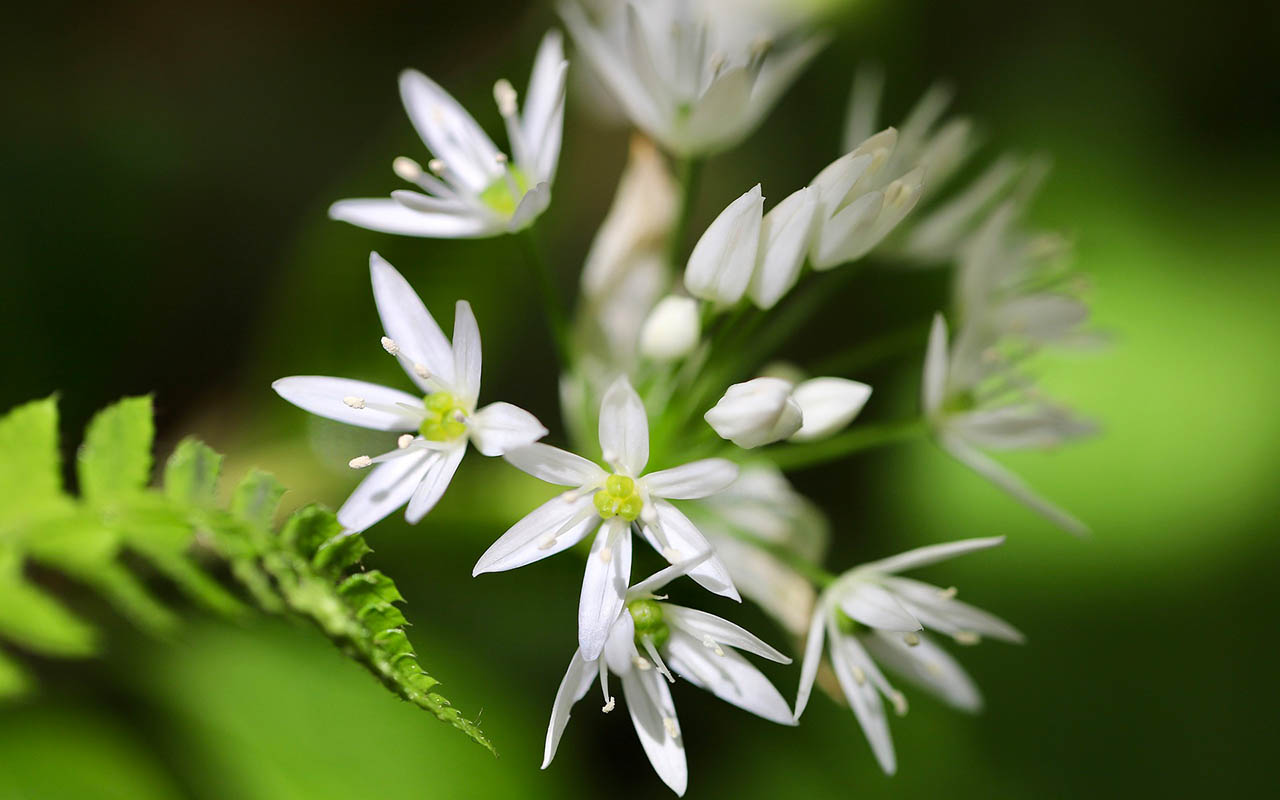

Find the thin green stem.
xmin=518 ymin=227 xmax=571 ymax=367
xmin=760 ymin=418 xmax=927 ymax=472
xmin=665 ymin=156 xmax=704 ymax=270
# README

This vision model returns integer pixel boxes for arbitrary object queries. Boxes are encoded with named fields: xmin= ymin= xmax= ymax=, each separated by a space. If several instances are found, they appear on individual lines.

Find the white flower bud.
xmin=704 ymin=377 xmax=802 ymax=449
xmin=684 ymin=184 xmax=763 ymax=305
xmin=639 ymin=295 xmax=700 ymax=361
xmin=789 ymin=378 xmax=873 ymax=441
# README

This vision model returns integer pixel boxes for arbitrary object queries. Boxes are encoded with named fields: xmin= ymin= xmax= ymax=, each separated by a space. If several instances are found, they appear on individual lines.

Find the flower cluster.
xmin=273 ymin=1 xmax=1099 ymax=794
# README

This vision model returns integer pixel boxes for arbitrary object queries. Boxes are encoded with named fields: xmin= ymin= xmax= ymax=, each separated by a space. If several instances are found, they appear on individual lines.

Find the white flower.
xmin=474 ymin=376 xmax=741 ymax=658
xmin=329 ymin=31 xmax=568 ymax=239
xmin=639 ymin=295 xmax=701 ymax=361
xmin=703 ymin=377 xmax=801 ymax=448
xmin=559 ymin=0 xmax=824 ymax=156
xmin=705 ymin=376 xmax=872 ymax=448
xmin=794 ymin=537 xmax=1023 ymax=775
xmin=543 ymin=562 xmax=794 ymax=796
xmin=682 ymin=462 xmax=829 ymax=636
xmin=272 ymin=254 xmax=547 ymax=531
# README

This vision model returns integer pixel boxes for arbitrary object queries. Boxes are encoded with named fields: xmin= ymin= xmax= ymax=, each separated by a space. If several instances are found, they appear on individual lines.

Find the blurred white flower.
xmin=704 ymin=377 xmax=802 ymax=448
xmin=790 ymin=377 xmax=873 ymax=441
xmin=559 ymin=0 xmax=825 ymax=156
xmin=543 ymin=562 xmax=794 ymax=796
xmin=272 ymin=254 xmax=547 ymax=531
xmin=475 ymin=377 xmax=740 ymax=658
xmin=795 ymin=537 xmax=1022 ymax=775
xmin=330 ymin=31 xmax=568 ymax=238
xmin=639 ymin=295 xmax=701 ymax=361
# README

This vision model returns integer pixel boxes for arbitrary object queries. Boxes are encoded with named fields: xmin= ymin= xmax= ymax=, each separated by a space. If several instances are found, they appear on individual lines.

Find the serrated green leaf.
xmin=279 ymin=505 xmax=343 ymax=560
xmin=163 ymin=438 xmax=222 ymax=508
xmin=311 ymin=534 xmax=372 ymax=580
xmin=0 ymin=547 xmax=98 ymax=657
xmin=338 ymin=571 xmax=404 ymax=609
xmin=230 ymin=470 xmax=285 ymax=533
xmin=0 ymin=397 xmax=64 ymax=530
xmin=0 ymin=649 xmax=29 ymax=699
xmin=372 ymin=628 xmax=415 ymax=661
xmin=77 ymin=396 xmax=154 ymax=505
xmin=356 ymin=601 xmax=407 ymax=634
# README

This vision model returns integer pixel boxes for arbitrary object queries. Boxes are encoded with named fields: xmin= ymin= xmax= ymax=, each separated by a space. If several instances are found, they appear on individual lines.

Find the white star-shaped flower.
xmin=273 ymin=253 xmax=547 ymax=532
xmin=330 ymin=31 xmax=568 ymax=238
xmin=794 ymin=537 xmax=1023 ymax=775
xmin=543 ymin=562 xmax=794 ymax=796
xmin=474 ymin=376 xmax=740 ymax=658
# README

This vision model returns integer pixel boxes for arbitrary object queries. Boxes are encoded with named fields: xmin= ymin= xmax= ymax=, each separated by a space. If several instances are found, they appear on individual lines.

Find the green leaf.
xmin=0 ymin=649 xmax=29 ymax=700
xmin=312 ymin=534 xmax=372 ymax=580
xmin=230 ymin=470 xmax=285 ymax=533
xmin=279 ymin=505 xmax=343 ymax=560
xmin=163 ymin=438 xmax=223 ymax=508
xmin=338 ymin=571 xmax=404 ymax=609
xmin=0 ymin=547 xmax=98 ymax=657
xmin=77 ymin=396 xmax=154 ymax=505
xmin=0 ymin=397 xmax=64 ymax=530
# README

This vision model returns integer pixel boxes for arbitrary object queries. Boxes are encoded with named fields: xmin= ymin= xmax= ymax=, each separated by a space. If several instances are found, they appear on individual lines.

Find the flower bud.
xmin=639 ymin=295 xmax=700 ymax=361
xmin=684 ymin=184 xmax=764 ymax=305
xmin=704 ymin=377 xmax=802 ymax=448
xmin=789 ymin=377 xmax=873 ymax=441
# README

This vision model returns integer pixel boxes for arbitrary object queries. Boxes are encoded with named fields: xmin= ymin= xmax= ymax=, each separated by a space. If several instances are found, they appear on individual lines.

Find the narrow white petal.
xmin=621 ymin=664 xmax=687 ymax=796
xmin=809 ymin=152 xmax=872 ymax=221
xmin=941 ymin=436 xmax=1090 ymax=535
xmin=503 ymin=443 xmax=607 ymax=487
xmin=922 ymin=313 xmax=949 ymax=416
xmin=681 ymin=67 xmax=753 ymax=152
xmin=507 ymin=182 xmax=552 ymax=232
xmin=648 ymin=501 xmax=739 ymax=601
xmin=404 ymin=444 xmax=465 ymax=523
xmin=468 ymin=402 xmax=548 ymax=457
xmin=399 ymin=69 xmax=500 ymax=191
xmin=642 ymin=459 xmax=738 ymax=500
xmin=828 ymin=628 xmax=897 ymax=775
xmin=838 ymin=581 xmax=922 ymax=633
xmin=329 ymin=199 xmax=495 ymax=239
xmin=370 ymin=253 xmax=457 ymax=389
xmin=812 ymin=190 xmax=882 ymax=269
xmin=579 ymin=519 xmax=632 ymax=660
xmin=948 ymin=403 xmax=1097 ymax=451
xmin=336 ymin=451 xmax=434 ymax=532
xmin=788 ymin=378 xmax=873 ymax=441
xmin=603 ymin=608 xmax=637 ymax=676
xmin=863 ymin=630 xmax=982 ymax=712
xmin=861 ymin=534 xmax=1007 ymax=575
xmin=683 ymin=184 xmax=763 ymax=304
xmin=625 ymin=551 xmax=715 ymax=599
xmin=472 ymin=494 xmax=597 ymax=574
xmin=664 ymin=630 xmax=795 ymax=725
xmin=542 ymin=648 xmax=597 ymax=768
xmin=557 ymin=1 xmax=665 ymax=136
xmin=749 ymin=186 xmax=819 ymax=310
xmin=662 ymin=605 xmax=790 ymax=663
xmin=450 ymin=300 xmax=483 ymax=406
xmin=598 ymin=376 xmax=649 ymax=475
xmin=793 ymin=606 xmax=827 ymax=719
xmin=879 ymin=576 xmax=1024 ymax=643
xmin=272 ymin=376 xmax=421 ymax=431
xmin=522 ymin=31 xmax=568 ymax=183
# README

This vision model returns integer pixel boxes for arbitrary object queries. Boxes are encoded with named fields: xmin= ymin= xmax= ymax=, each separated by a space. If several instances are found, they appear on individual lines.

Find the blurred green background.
xmin=1 ymin=0 xmax=1276 ymax=797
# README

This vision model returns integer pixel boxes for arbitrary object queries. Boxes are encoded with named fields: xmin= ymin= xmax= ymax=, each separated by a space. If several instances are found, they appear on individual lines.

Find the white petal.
xmin=507 ymin=182 xmax=552 ymax=232
xmin=941 ymin=436 xmax=1089 ymax=535
xmin=948 ymin=404 xmax=1096 ymax=451
xmin=603 ymin=607 xmax=637 ymax=676
xmin=838 ymin=581 xmax=921 ymax=633
xmin=328 ymin=199 xmax=495 ymax=238
xmin=468 ymin=402 xmax=548 ymax=457
xmin=272 ymin=376 xmax=421 ymax=431
xmin=472 ymin=494 xmax=597 ymax=574
xmin=648 ymin=501 xmax=739 ymax=601
xmin=788 ymin=378 xmax=873 ymax=441
xmin=451 ymin=300 xmax=482 ymax=406
xmin=621 ymin=663 xmax=687 ymax=796
xmin=879 ymin=576 xmax=1024 ymax=644
xmin=665 ymin=630 xmax=795 ymax=725
xmin=642 ymin=459 xmax=738 ymax=500
xmin=662 ymin=605 xmax=790 ymax=663
xmin=922 ymin=313 xmax=949 ymax=416
xmin=639 ymin=295 xmax=701 ymax=362
xmin=861 ymin=534 xmax=1007 ymax=575
xmin=369 ymin=253 xmax=457 ymax=389
xmin=681 ymin=67 xmax=753 ymax=153
xmin=809 ymin=152 xmax=872 ymax=221
xmin=626 ymin=551 xmax=716 ymax=599
xmin=811 ymin=190 xmax=882 ymax=269
xmin=522 ymin=31 xmax=568 ymax=183
xmin=683 ymin=184 xmax=763 ymax=305
xmin=703 ymin=378 xmax=802 ymax=449
xmin=863 ymin=630 xmax=982 ymax=712
xmin=579 ymin=519 xmax=632 ymax=660
xmin=598 ymin=376 xmax=649 ymax=475
xmin=542 ymin=648 xmax=596 ymax=769
xmin=749 ymin=186 xmax=818 ymax=309
xmin=503 ymin=443 xmax=607 ymax=487
xmin=828 ymin=627 xmax=897 ymax=775
xmin=793 ymin=605 xmax=826 ymax=719
xmin=989 ymin=293 xmax=1090 ymax=343
xmin=399 ymin=69 xmax=500 ymax=191
xmin=741 ymin=36 xmax=826 ymax=136
xmin=557 ymin=1 xmax=665 ymax=137
xmin=404 ymin=444 xmax=465 ymax=523
xmin=336 ymin=451 xmax=435 ymax=532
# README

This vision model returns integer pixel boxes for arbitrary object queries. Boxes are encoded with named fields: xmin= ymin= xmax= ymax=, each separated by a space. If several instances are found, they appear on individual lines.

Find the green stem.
xmin=665 ymin=157 xmax=704 ymax=270
xmin=808 ymin=319 xmax=932 ymax=376
xmin=760 ymin=418 xmax=927 ymax=472
xmin=518 ymin=227 xmax=571 ymax=367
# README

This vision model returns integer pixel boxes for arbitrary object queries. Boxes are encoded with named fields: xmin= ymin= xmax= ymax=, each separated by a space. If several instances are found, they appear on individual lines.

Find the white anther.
xmin=662 ymin=547 xmax=683 ymax=562
xmin=701 ymin=635 xmax=725 ymax=657
xmin=937 ymin=586 xmax=958 ymax=600
xmin=413 ymin=363 xmax=431 ymax=379
xmin=869 ymin=147 xmax=890 ymax=172
xmin=953 ymin=631 xmax=981 ymax=646
xmin=561 ymin=489 xmax=581 ymax=503
xmin=903 ymin=632 xmax=921 ymax=647
xmin=342 ymin=396 xmax=366 ymax=409
xmin=494 ymin=152 xmax=508 ymax=165
xmin=851 ymin=666 xmax=866 ymax=685
xmin=633 ymin=655 xmax=651 ymax=671
xmin=392 ymin=156 xmax=422 ymax=182
xmin=537 ymin=533 xmax=558 ymax=550
xmin=886 ymin=179 xmax=911 ymax=206
xmin=493 ymin=79 xmax=518 ymax=116
xmin=427 ymin=159 xmax=446 ymax=175
xmin=601 ymin=450 xmax=618 ymax=465
xmin=380 ymin=336 xmax=400 ymax=355
xmin=601 ymin=697 xmax=615 ymax=713
xmin=598 ymin=547 xmax=613 ymax=564
xmin=397 ymin=434 xmax=414 ymax=449
xmin=890 ymin=691 xmax=909 ymax=716
xmin=662 ymin=717 xmax=680 ymax=738
xmin=348 ymin=455 xmax=373 ymax=469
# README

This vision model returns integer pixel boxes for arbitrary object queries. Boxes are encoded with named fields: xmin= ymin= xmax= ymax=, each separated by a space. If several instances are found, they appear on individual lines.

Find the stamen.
xmin=889 ymin=691 xmax=909 ymax=716
xmin=701 ymin=635 xmax=725 ymax=657
xmin=903 ymin=633 xmax=921 ymax=647
xmin=537 ymin=533 xmax=559 ymax=550
xmin=601 ymin=697 xmax=615 ymax=713
xmin=641 ymin=636 xmax=675 ymax=683
xmin=392 ymin=156 xmax=422 ymax=183
xmin=598 ymin=547 xmax=613 ymax=564
xmin=381 ymin=336 xmax=400 ymax=355
xmin=598 ymin=663 xmax=613 ymax=712
xmin=427 ymin=158 xmax=446 ymax=175
xmin=633 ymin=655 xmax=651 ymax=671
xmin=494 ymin=152 xmax=509 ymax=165
xmin=662 ymin=717 xmax=680 ymax=738
xmin=397 ymin=434 xmax=414 ymax=449
xmin=561 ymin=489 xmax=581 ymax=503
xmin=493 ymin=79 xmax=518 ymax=117
xmin=851 ymin=665 xmax=867 ymax=685
xmin=601 ymin=449 xmax=618 ymax=465
xmin=661 ymin=547 xmax=683 ymax=562
xmin=342 ymin=396 xmax=366 ymax=409
xmin=953 ymin=631 xmax=981 ymax=646
xmin=413 ymin=363 xmax=431 ymax=379
xmin=348 ymin=455 xmax=373 ymax=469
xmin=937 ymin=586 xmax=958 ymax=600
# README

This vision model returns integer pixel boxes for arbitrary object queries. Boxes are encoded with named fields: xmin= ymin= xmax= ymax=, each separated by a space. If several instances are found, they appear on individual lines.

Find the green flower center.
xmin=593 ymin=474 xmax=643 ymax=522
xmin=835 ymin=608 xmax=869 ymax=636
xmin=479 ymin=166 xmax=531 ymax=218
xmin=941 ymin=390 xmax=976 ymax=415
xmin=419 ymin=392 xmax=468 ymax=442
xmin=628 ymin=598 xmax=669 ymax=649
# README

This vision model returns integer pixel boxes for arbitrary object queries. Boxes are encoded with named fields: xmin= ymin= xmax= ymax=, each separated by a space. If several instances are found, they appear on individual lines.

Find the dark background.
xmin=1 ymin=1 xmax=1277 ymax=797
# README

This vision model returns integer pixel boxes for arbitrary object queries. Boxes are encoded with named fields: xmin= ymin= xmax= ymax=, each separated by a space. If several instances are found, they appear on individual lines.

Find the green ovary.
xmin=627 ymin=599 xmax=670 ymax=649
xmin=479 ymin=166 xmax=531 ymax=218
xmin=419 ymin=392 xmax=468 ymax=442
xmin=593 ymin=474 xmax=643 ymax=522
xmin=835 ymin=608 xmax=870 ymax=636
